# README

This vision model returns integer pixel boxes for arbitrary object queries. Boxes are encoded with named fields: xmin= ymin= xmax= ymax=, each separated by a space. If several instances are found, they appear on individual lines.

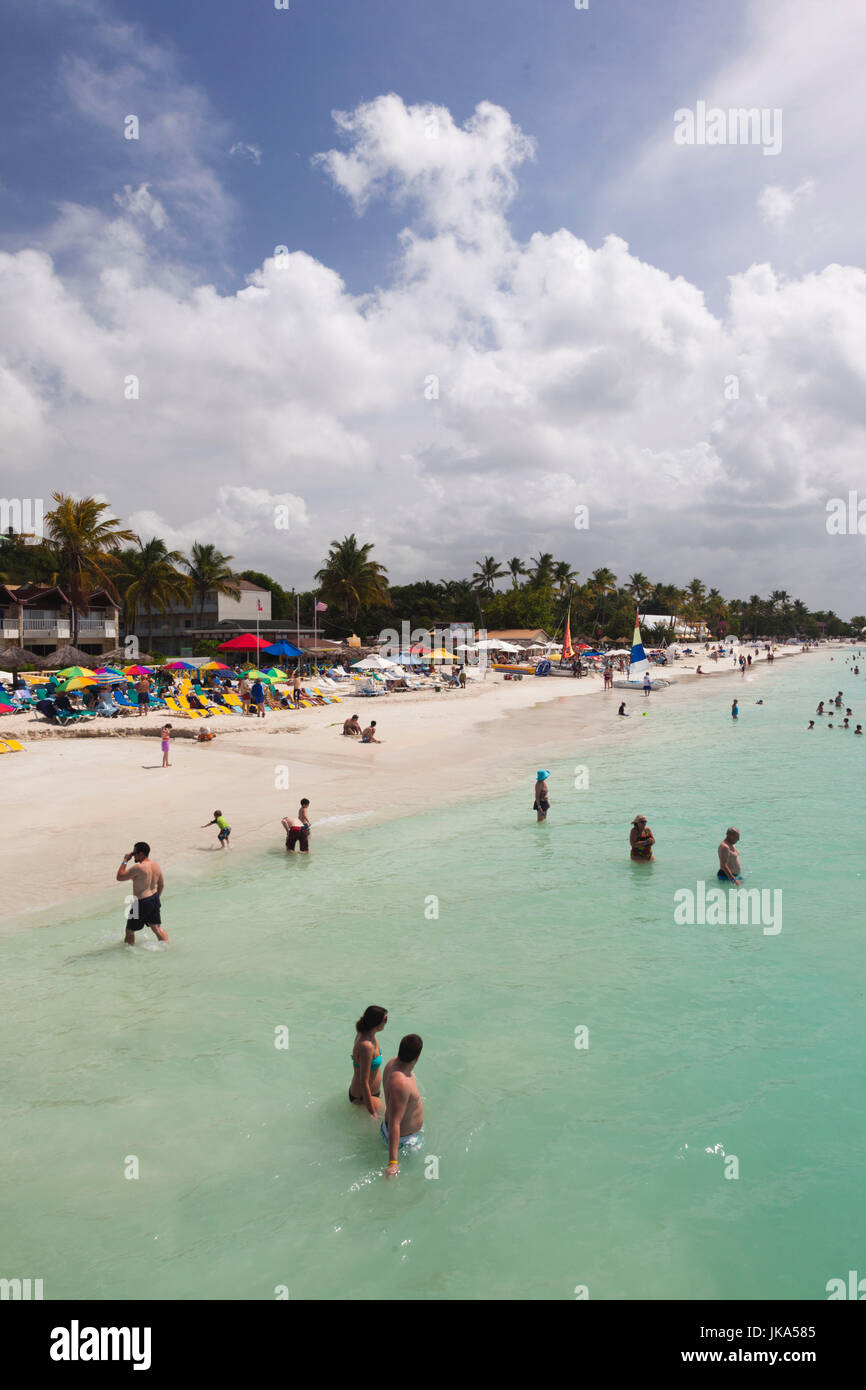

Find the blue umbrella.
xmin=261 ymin=639 xmax=303 ymax=659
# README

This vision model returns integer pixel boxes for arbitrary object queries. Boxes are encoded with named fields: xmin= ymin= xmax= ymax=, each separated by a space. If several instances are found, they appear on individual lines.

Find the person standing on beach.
xmin=292 ymin=671 xmax=303 ymax=707
xmin=202 ymin=810 xmax=232 ymax=849
xmin=250 ymin=678 xmax=266 ymax=718
xmin=717 ymin=828 xmax=743 ymax=883
xmin=135 ymin=673 xmax=151 ymax=717
xmin=643 ymin=671 xmax=651 ymax=697
xmin=238 ymin=676 xmax=252 ymax=715
xmin=629 ymin=816 xmax=655 ymax=861
xmin=117 ymin=842 xmax=168 ymax=944
xmin=349 ymin=1004 xmax=388 ymax=1114
xmin=160 ymin=723 xmax=172 ymax=768
xmin=382 ymin=1034 xmax=424 ymax=1178
xmin=534 ymin=770 xmax=550 ymax=822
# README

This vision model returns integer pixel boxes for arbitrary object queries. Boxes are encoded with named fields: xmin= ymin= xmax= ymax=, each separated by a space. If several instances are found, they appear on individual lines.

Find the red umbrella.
xmin=216 ymin=633 xmax=272 ymax=652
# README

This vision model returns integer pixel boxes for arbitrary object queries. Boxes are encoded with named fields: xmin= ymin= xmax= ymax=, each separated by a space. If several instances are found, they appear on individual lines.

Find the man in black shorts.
xmin=281 ymin=800 xmax=311 ymax=853
xmin=116 ymin=842 xmax=168 ymax=943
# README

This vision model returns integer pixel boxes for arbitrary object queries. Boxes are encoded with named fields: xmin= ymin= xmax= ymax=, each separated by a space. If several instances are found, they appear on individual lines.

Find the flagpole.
xmin=313 ymin=591 xmax=317 ymax=676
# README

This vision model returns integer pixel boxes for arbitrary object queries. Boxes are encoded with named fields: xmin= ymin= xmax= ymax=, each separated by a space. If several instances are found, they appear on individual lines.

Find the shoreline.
xmin=2 ymin=645 xmax=816 ymax=925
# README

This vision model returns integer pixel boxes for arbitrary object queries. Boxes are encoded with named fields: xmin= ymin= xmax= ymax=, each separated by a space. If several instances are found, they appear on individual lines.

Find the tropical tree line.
xmin=1 ymin=498 xmax=861 ymax=650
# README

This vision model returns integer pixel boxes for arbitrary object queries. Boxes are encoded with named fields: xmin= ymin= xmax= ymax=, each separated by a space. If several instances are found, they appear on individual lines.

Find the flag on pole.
xmin=257 ymin=600 xmax=263 ymax=612
xmin=315 ymin=601 xmax=328 ymax=612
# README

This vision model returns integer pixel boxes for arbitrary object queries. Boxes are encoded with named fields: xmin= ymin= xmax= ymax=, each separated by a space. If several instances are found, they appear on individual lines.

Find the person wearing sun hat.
xmin=629 ymin=815 xmax=655 ymax=861
xmin=533 ymin=769 xmax=551 ymax=822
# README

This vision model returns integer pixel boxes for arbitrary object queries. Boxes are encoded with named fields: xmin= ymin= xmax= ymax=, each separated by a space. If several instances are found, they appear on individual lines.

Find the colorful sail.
xmin=628 ymin=613 xmax=650 ymax=681
xmin=562 ymin=607 xmax=575 ymax=662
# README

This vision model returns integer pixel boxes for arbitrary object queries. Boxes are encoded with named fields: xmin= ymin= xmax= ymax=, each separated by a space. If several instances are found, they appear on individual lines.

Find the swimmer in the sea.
xmin=382 ymin=1034 xmax=424 ymax=1178
xmin=349 ymin=1004 xmax=388 ymax=1116
xmin=717 ymin=828 xmax=742 ymax=884
xmin=807 ymin=720 xmax=815 ymax=729
xmin=629 ymin=815 xmax=655 ymax=861
xmin=856 ymin=725 xmax=863 ymax=735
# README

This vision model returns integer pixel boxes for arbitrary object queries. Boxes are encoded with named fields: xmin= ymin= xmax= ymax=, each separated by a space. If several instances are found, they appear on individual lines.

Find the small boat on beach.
xmin=612 ymin=615 xmax=672 ymax=691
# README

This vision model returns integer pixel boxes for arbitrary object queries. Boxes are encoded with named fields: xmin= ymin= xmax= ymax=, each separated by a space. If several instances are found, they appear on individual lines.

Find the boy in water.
xmin=282 ymin=799 xmax=311 ymax=853
xmin=202 ymin=809 xmax=232 ymax=849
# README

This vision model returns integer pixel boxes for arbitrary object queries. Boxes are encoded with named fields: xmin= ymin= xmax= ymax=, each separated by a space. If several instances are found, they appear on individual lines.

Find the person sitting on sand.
xmin=533 ymin=770 xmax=551 ymax=822
xmin=630 ymin=815 xmax=655 ymax=861
xmin=361 ymin=721 xmax=381 ymax=743
xmin=349 ymin=1004 xmax=388 ymax=1114
xmin=343 ymin=714 xmax=362 ymax=736
xmin=197 ymin=727 xmax=215 ymax=742
xmin=618 ymin=701 xmax=628 ymax=716
xmin=717 ymin=828 xmax=742 ymax=883
xmin=382 ymin=1034 xmax=424 ymax=1178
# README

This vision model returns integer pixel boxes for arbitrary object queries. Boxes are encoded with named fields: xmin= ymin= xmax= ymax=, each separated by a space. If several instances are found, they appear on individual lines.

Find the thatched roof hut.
xmin=37 ymin=646 xmax=98 ymax=670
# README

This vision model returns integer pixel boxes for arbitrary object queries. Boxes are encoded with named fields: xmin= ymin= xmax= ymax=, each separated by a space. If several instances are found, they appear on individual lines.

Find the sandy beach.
xmin=0 ymin=646 xmax=811 ymax=923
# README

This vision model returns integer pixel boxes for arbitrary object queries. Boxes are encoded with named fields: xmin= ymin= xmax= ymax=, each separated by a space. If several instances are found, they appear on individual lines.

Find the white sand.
xmin=1 ymin=646 xmax=810 ymax=920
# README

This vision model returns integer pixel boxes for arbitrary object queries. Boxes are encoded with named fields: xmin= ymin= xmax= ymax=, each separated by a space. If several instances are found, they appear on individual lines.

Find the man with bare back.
xmin=382 ymin=1034 xmax=424 ymax=1177
xmin=116 ymin=841 xmax=168 ymax=944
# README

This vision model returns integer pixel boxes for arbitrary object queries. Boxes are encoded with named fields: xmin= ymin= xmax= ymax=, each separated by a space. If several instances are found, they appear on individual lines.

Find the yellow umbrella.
xmin=58 ymin=676 xmax=98 ymax=692
xmin=428 ymin=647 xmax=456 ymax=661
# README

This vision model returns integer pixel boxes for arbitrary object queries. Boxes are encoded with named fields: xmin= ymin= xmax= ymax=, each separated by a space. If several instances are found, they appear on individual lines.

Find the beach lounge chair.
xmin=162 ymin=695 xmax=209 ymax=720
xmin=0 ymin=736 xmax=24 ymax=752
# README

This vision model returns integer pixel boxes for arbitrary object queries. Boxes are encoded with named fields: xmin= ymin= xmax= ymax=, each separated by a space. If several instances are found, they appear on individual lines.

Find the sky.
xmin=1 ymin=0 xmax=865 ymax=611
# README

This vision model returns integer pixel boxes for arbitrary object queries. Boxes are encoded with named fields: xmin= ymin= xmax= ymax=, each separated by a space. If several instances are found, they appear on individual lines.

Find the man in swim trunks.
xmin=343 ymin=714 xmax=362 ymax=735
xmin=382 ymin=1034 xmax=424 ymax=1178
xmin=282 ymin=801 xmax=310 ymax=852
xmin=116 ymin=841 xmax=168 ymax=944
xmin=361 ymin=721 xmax=381 ymax=743
xmin=717 ymin=827 xmax=742 ymax=883
xmin=135 ymin=674 xmax=151 ymax=717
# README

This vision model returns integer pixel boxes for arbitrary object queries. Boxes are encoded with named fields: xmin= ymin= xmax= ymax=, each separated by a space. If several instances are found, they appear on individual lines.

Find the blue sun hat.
xmin=536 ymin=769 xmax=550 ymax=780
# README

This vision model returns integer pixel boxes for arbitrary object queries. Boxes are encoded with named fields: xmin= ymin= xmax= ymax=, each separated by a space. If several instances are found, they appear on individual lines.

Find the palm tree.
xmin=626 ymin=571 xmax=652 ymax=607
xmin=552 ymin=561 xmax=579 ymax=597
xmin=43 ymin=493 xmax=137 ymax=644
xmin=182 ymin=542 xmax=241 ymax=624
xmin=120 ymin=538 xmax=190 ymax=651
xmin=315 ymin=535 xmax=390 ymax=621
xmin=528 ymin=553 xmax=555 ymax=589
xmin=507 ymin=557 xmax=527 ymax=589
xmin=589 ymin=567 xmax=617 ymax=629
xmin=471 ymin=556 xmax=507 ymax=595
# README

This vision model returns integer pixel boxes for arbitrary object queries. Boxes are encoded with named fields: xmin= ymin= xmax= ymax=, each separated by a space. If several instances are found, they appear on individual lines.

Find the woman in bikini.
xmin=349 ymin=1005 xmax=388 ymax=1115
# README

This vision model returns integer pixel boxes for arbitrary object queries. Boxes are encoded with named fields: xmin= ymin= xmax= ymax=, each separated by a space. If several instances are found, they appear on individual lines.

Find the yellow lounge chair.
xmin=0 ymin=737 xmax=24 ymax=752
xmin=163 ymin=695 xmax=208 ymax=720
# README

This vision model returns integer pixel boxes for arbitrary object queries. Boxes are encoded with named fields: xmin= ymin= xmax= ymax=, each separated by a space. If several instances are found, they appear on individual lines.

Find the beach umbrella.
xmin=261 ymin=639 xmax=303 ymax=660
xmin=263 ymin=666 xmax=287 ymax=679
xmin=200 ymin=660 xmax=231 ymax=670
xmin=166 ymin=660 xmax=196 ymax=671
xmin=216 ymin=633 xmax=272 ymax=653
xmin=123 ymin=664 xmax=153 ymax=676
xmin=57 ymin=675 xmax=98 ymax=692
xmin=56 ymin=665 xmax=97 ymax=679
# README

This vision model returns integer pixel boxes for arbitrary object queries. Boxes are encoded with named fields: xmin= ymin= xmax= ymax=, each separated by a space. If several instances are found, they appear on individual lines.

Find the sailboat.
xmin=612 ymin=613 xmax=672 ymax=690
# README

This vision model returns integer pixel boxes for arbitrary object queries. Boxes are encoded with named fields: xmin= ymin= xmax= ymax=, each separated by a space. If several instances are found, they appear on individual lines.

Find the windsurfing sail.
xmin=562 ymin=604 xmax=575 ymax=662
xmin=628 ymin=613 xmax=651 ymax=681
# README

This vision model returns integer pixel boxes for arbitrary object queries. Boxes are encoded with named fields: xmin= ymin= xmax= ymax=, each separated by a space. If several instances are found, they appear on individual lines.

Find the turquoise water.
xmin=2 ymin=652 xmax=865 ymax=1300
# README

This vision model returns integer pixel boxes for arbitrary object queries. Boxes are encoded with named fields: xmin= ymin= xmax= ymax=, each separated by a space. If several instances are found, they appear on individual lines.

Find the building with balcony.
xmin=132 ymin=579 xmax=278 ymax=653
xmin=0 ymin=584 xmax=120 ymax=657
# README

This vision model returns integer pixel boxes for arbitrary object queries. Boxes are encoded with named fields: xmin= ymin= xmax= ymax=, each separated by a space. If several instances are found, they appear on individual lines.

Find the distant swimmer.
xmin=856 ymin=725 xmax=863 ymax=734
xmin=731 ymin=700 xmax=739 ymax=719
xmin=343 ymin=714 xmax=362 ymax=736
xmin=382 ymin=1034 xmax=424 ymax=1178
xmin=534 ymin=769 xmax=551 ymax=822
xmin=717 ymin=828 xmax=743 ymax=884
xmin=816 ymin=703 xmax=825 ymax=714
xmin=349 ymin=1004 xmax=388 ymax=1114
xmin=117 ymin=842 xmax=168 ymax=945
xmin=202 ymin=809 xmax=232 ymax=849
xmin=807 ymin=720 xmax=815 ymax=729
xmin=630 ymin=815 xmax=655 ymax=861
xmin=755 ymin=699 xmax=764 ymax=705
xmin=617 ymin=701 xmax=628 ymax=716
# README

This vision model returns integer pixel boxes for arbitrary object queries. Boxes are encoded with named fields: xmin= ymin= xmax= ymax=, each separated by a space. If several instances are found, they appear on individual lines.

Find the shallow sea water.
xmin=2 ymin=651 xmax=865 ymax=1299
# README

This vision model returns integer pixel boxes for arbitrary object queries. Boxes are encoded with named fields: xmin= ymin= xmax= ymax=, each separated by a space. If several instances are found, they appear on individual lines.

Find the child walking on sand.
xmin=202 ymin=809 xmax=232 ymax=849
xmin=161 ymin=723 xmax=173 ymax=767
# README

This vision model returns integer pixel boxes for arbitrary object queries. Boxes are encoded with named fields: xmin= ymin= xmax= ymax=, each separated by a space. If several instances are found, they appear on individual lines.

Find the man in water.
xmin=807 ymin=720 xmax=815 ymax=729
xmin=717 ymin=828 xmax=742 ymax=884
xmin=116 ymin=841 xmax=168 ymax=944
xmin=282 ymin=800 xmax=311 ymax=852
xmin=342 ymin=713 xmax=362 ymax=736
xmin=534 ymin=769 xmax=550 ymax=821
xmin=382 ymin=1034 xmax=424 ymax=1178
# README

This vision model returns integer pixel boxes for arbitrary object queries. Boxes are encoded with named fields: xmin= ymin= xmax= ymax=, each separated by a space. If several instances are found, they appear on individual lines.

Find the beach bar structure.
xmin=0 ymin=583 xmax=120 ymax=657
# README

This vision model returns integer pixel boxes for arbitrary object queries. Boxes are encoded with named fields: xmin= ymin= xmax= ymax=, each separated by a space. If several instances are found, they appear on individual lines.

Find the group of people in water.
xmin=349 ymin=1006 xmax=424 ymax=1177
xmin=809 ymin=689 xmax=862 ymax=732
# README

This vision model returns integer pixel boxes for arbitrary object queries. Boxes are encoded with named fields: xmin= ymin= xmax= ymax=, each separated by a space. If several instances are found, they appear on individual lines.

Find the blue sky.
xmin=2 ymin=0 xmax=866 ymax=607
